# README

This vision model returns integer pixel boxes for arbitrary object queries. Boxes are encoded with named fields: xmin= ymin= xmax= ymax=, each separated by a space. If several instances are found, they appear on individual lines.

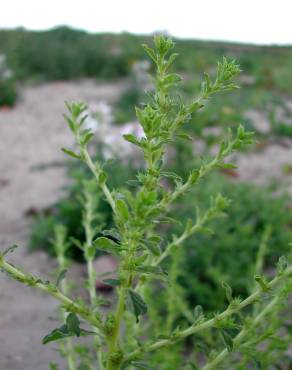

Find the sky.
xmin=1 ymin=0 xmax=291 ymax=45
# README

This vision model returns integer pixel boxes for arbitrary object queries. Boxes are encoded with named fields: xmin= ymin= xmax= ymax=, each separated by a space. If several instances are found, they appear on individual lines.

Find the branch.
xmin=0 ymin=257 xmax=104 ymax=333
xmin=202 ymin=291 xmax=284 ymax=370
xmin=124 ymin=265 xmax=292 ymax=363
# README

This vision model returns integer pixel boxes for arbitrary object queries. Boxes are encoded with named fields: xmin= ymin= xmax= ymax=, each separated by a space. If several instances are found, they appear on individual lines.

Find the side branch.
xmin=0 ymin=258 xmax=104 ymax=332
xmin=124 ymin=265 xmax=292 ymax=362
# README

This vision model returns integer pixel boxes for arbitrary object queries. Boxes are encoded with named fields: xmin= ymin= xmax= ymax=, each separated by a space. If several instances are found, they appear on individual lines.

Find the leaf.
xmin=220 ymin=163 xmax=237 ymax=169
xmin=93 ymin=237 xmax=119 ymax=254
xmin=220 ymin=329 xmax=233 ymax=352
xmin=135 ymin=265 xmax=165 ymax=276
xmin=142 ymin=44 xmax=157 ymax=63
xmin=61 ymin=147 xmax=81 ymax=160
xmin=98 ymin=171 xmax=107 ymax=185
xmin=102 ymin=279 xmax=121 ymax=286
xmin=128 ymin=289 xmax=147 ymax=323
xmin=42 ymin=324 xmax=70 ymax=344
xmin=56 ymin=269 xmax=67 ymax=287
xmin=81 ymin=131 xmax=94 ymax=146
xmin=116 ymin=199 xmax=129 ymax=222
xmin=131 ymin=362 xmax=155 ymax=370
xmin=222 ymin=282 xmax=233 ymax=303
xmin=163 ymin=73 xmax=182 ymax=85
xmin=1 ymin=244 xmax=18 ymax=257
xmin=123 ymin=134 xmax=141 ymax=147
xmin=176 ymin=132 xmax=193 ymax=141
xmin=254 ymin=275 xmax=270 ymax=292
xmin=193 ymin=305 xmax=204 ymax=322
xmin=66 ymin=313 xmax=81 ymax=336
xmin=277 ymin=256 xmax=288 ymax=275
xmin=160 ymin=171 xmax=182 ymax=181
xmin=144 ymin=241 xmax=161 ymax=257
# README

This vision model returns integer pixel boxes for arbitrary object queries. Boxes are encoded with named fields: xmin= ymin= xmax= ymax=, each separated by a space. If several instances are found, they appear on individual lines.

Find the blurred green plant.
xmin=0 ymin=53 xmax=17 ymax=106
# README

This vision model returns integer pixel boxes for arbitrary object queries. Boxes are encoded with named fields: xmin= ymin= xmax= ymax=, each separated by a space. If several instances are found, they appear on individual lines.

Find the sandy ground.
xmin=0 ymin=79 xmax=291 ymax=370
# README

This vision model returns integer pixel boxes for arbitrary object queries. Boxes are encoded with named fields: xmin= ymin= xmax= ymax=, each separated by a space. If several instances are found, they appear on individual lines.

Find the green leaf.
xmin=222 ymin=282 xmax=233 ymax=303
xmin=220 ymin=163 xmax=237 ymax=169
xmin=66 ymin=313 xmax=81 ymax=336
xmin=131 ymin=362 xmax=155 ymax=370
xmin=61 ymin=147 xmax=81 ymax=160
xmin=142 ymin=44 xmax=157 ymax=63
xmin=42 ymin=324 xmax=70 ymax=344
xmin=1 ymin=244 xmax=18 ymax=257
xmin=144 ymin=241 xmax=161 ymax=257
xmin=254 ymin=275 xmax=271 ymax=292
xmin=85 ymin=245 xmax=96 ymax=260
xmin=93 ymin=237 xmax=119 ymax=254
xmin=189 ymin=169 xmax=200 ymax=184
xmin=220 ymin=329 xmax=233 ymax=352
xmin=176 ymin=132 xmax=193 ymax=141
xmin=277 ymin=256 xmax=288 ymax=275
xmin=128 ymin=289 xmax=148 ymax=323
xmin=98 ymin=171 xmax=107 ymax=185
xmin=116 ymin=199 xmax=129 ymax=222
xmin=160 ymin=171 xmax=182 ymax=181
xmin=56 ymin=269 xmax=67 ymax=287
xmin=135 ymin=265 xmax=164 ymax=276
xmin=193 ymin=305 xmax=204 ymax=322
xmin=123 ymin=134 xmax=141 ymax=147
xmin=102 ymin=279 xmax=121 ymax=286
xmin=81 ymin=131 xmax=94 ymax=146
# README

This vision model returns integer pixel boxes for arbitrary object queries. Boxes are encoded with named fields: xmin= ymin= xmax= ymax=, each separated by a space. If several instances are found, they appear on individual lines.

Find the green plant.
xmin=1 ymin=36 xmax=291 ymax=370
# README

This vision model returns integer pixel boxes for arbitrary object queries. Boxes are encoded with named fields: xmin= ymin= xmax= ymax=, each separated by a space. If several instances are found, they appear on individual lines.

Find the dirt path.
xmin=0 ymin=79 xmax=125 ymax=370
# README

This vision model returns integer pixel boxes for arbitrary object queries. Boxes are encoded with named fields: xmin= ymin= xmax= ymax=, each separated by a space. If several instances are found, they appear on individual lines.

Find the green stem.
xmin=82 ymin=149 xmax=116 ymax=212
xmin=124 ymin=265 xmax=292 ymax=362
xmin=202 ymin=292 xmax=282 ymax=370
xmin=106 ymin=287 xmax=126 ymax=370
xmin=0 ymin=258 xmax=103 ymax=332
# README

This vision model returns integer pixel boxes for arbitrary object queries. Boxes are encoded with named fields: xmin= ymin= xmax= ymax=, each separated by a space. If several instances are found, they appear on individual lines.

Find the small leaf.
xmin=123 ymin=134 xmax=141 ymax=147
xmin=131 ymin=362 xmax=155 ymax=370
xmin=135 ymin=265 xmax=164 ymax=276
xmin=98 ymin=171 xmax=107 ymax=185
xmin=42 ymin=324 xmax=70 ymax=344
xmin=93 ymin=237 xmax=119 ymax=254
xmin=128 ymin=289 xmax=147 ymax=323
xmin=220 ymin=163 xmax=237 ymax=169
xmin=66 ymin=313 xmax=81 ymax=336
xmin=220 ymin=329 xmax=233 ymax=352
xmin=277 ymin=256 xmax=288 ymax=275
xmin=189 ymin=169 xmax=200 ymax=184
xmin=144 ymin=241 xmax=161 ymax=257
xmin=56 ymin=269 xmax=67 ymax=287
xmin=116 ymin=199 xmax=130 ymax=222
xmin=1 ymin=244 xmax=18 ymax=257
xmin=61 ymin=148 xmax=81 ymax=160
xmin=254 ymin=275 xmax=270 ymax=292
xmin=102 ymin=279 xmax=121 ymax=286
xmin=142 ymin=44 xmax=157 ymax=63
xmin=176 ymin=132 xmax=193 ymax=141
xmin=222 ymin=282 xmax=233 ymax=303
xmin=193 ymin=305 xmax=204 ymax=322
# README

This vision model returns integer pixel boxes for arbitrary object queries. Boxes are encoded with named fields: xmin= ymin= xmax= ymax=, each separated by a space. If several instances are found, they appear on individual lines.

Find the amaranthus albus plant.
xmin=1 ymin=36 xmax=291 ymax=370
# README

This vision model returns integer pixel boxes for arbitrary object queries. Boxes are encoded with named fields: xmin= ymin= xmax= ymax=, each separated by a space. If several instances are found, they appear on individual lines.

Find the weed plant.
xmin=1 ymin=36 xmax=291 ymax=370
